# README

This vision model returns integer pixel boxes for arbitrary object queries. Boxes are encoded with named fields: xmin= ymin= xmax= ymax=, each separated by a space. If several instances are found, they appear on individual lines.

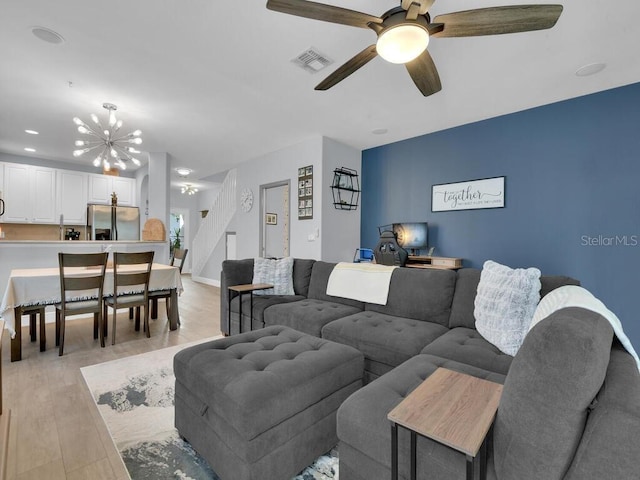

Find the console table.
xmin=405 ymin=255 xmax=463 ymax=270
xmin=227 ymin=283 xmax=273 ymax=334
xmin=387 ymin=367 xmax=503 ymax=480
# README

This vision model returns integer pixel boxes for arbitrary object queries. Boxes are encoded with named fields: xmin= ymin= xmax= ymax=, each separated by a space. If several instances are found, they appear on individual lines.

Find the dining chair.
xmin=21 ymin=305 xmax=46 ymax=352
xmin=104 ymin=251 xmax=154 ymax=345
xmin=55 ymin=252 xmax=109 ymax=356
xmin=148 ymin=248 xmax=188 ymax=321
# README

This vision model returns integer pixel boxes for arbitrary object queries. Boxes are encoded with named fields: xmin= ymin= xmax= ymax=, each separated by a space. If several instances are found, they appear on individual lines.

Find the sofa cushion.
xmin=420 ymin=327 xmax=513 ymax=375
xmin=292 ymin=258 xmax=315 ymax=296
xmin=228 ymin=294 xmax=306 ymax=333
xmin=322 ymin=312 xmax=449 ymax=371
xmin=449 ymin=268 xmax=581 ymax=329
xmin=474 ymin=260 xmax=541 ymax=356
xmin=364 ymin=268 xmax=456 ymax=326
xmin=263 ymin=298 xmax=362 ymax=337
xmin=307 ymin=261 xmax=364 ymax=309
xmin=253 ymin=257 xmax=295 ymax=295
xmin=493 ymin=307 xmax=614 ymax=480
xmin=337 ymin=353 xmax=506 ymax=480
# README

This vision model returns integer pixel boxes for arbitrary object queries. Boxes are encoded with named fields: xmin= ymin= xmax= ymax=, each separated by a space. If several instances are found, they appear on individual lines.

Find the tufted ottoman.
xmin=173 ymin=325 xmax=364 ymax=480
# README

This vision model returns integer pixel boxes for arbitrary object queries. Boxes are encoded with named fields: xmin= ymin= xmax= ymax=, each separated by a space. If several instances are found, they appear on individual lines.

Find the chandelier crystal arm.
xmin=73 ymin=102 xmax=142 ymax=170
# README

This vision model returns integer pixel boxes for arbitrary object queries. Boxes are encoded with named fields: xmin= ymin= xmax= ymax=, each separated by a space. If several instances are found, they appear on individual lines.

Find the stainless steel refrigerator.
xmin=87 ymin=204 xmax=140 ymax=240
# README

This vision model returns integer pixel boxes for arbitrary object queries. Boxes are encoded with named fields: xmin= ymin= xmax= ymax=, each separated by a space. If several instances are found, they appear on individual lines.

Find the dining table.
xmin=0 ymin=263 xmax=183 ymax=362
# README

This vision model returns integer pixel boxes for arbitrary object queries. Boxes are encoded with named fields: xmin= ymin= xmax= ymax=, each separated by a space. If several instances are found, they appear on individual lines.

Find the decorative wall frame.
xmin=297 ymin=165 xmax=313 ymax=219
xmin=432 ymin=176 xmax=505 ymax=212
xmin=265 ymin=213 xmax=277 ymax=225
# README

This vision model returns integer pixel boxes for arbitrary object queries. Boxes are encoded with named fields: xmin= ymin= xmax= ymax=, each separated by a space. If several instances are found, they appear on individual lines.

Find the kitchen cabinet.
xmin=88 ymin=174 xmax=135 ymax=206
xmin=57 ymin=170 xmax=88 ymax=225
xmin=2 ymin=163 xmax=56 ymax=224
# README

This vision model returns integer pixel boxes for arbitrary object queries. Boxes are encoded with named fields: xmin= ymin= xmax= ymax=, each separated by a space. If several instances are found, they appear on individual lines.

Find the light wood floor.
xmin=1 ymin=275 xmax=221 ymax=480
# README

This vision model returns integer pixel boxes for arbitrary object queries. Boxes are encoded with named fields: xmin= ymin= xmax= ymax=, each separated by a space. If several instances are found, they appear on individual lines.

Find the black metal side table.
xmin=227 ymin=283 xmax=273 ymax=334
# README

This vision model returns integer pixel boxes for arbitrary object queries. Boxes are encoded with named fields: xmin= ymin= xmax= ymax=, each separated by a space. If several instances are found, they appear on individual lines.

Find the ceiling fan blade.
xmin=315 ymin=45 xmax=378 ymax=91
xmin=405 ymin=49 xmax=442 ymax=97
xmin=432 ymin=5 xmax=563 ymax=38
xmin=267 ymin=0 xmax=382 ymax=29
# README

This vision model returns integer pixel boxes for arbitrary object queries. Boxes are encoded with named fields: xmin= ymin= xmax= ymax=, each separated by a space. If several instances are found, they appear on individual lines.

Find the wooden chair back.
xmin=58 ymin=252 xmax=109 ymax=304
xmin=171 ymin=248 xmax=188 ymax=273
xmin=113 ymin=251 xmax=154 ymax=295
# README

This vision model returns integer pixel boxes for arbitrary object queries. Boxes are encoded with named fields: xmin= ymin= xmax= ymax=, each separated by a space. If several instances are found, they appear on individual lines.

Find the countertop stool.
xmin=174 ymin=325 xmax=364 ymax=480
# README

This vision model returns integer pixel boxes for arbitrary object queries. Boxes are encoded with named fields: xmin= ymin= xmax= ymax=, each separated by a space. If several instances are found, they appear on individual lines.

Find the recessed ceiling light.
xmin=175 ymin=167 xmax=192 ymax=177
xmin=25 ymin=129 xmax=39 ymax=135
xmin=24 ymin=147 xmax=36 ymax=152
xmin=372 ymin=128 xmax=388 ymax=135
xmin=575 ymin=63 xmax=606 ymax=77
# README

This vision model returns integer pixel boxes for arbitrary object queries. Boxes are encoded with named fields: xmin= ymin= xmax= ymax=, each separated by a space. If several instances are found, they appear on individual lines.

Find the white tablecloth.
xmin=0 ymin=263 xmax=183 ymax=338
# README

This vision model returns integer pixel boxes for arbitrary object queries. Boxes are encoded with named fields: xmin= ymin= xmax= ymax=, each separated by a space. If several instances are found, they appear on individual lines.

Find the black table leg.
xmin=227 ymin=290 xmax=232 ymax=335
xmin=238 ymin=292 xmax=243 ymax=334
xmin=391 ymin=423 xmax=398 ymax=480
xmin=411 ymin=430 xmax=417 ymax=480
xmin=249 ymin=291 xmax=253 ymax=331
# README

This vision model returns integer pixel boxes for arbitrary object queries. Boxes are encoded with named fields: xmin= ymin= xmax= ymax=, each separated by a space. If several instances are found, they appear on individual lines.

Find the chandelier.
xmin=73 ymin=103 xmax=142 ymax=171
xmin=181 ymin=184 xmax=198 ymax=195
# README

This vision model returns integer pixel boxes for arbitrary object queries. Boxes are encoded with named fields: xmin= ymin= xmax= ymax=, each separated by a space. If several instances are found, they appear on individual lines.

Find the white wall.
xmin=191 ymin=136 xmax=362 ymax=286
xmin=235 ymin=137 xmax=324 ymax=260
xmin=321 ymin=137 xmax=362 ymax=262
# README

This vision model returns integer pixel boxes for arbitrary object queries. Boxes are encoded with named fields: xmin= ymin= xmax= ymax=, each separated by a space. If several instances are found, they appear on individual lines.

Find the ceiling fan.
xmin=266 ymin=0 xmax=563 ymax=96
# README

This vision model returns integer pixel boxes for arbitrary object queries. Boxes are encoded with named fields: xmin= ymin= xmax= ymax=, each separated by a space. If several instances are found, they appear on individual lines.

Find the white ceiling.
xmin=1 ymin=0 xmax=639 ymax=189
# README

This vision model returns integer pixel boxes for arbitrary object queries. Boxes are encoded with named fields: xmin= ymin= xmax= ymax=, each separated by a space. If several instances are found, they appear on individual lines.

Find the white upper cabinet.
xmin=112 ymin=176 xmax=135 ymax=206
xmin=88 ymin=174 xmax=135 ymax=206
xmin=57 ymin=170 xmax=88 ymax=225
xmin=2 ymin=163 xmax=56 ymax=224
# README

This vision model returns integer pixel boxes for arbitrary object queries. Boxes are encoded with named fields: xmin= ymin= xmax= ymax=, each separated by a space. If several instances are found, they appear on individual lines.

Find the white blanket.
xmin=530 ymin=285 xmax=640 ymax=372
xmin=326 ymin=262 xmax=397 ymax=305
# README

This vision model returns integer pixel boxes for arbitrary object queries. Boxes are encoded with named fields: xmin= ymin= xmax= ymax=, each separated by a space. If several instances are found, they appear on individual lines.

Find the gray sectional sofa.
xmin=220 ymin=258 xmax=640 ymax=479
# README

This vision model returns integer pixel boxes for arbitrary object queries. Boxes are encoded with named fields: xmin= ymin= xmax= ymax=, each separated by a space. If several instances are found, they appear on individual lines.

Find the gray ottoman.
xmin=174 ymin=325 xmax=364 ymax=480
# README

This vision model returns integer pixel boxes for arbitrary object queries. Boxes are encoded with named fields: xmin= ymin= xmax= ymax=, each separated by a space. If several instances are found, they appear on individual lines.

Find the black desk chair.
xmin=373 ymin=231 xmax=408 ymax=267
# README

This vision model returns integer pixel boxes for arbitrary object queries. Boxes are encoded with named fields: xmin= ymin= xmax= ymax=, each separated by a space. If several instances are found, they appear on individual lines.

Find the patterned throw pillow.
xmin=474 ymin=260 xmax=541 ymax=356
xmin=252 ymin=257 xmax=295 ymax=295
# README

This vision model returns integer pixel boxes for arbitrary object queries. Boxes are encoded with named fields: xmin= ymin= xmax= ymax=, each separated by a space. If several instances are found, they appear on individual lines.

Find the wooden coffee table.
xmin=227 ymin=283 xmax=273 ymax=334
xmin=387 ymin=367 xmax=503 ymax=480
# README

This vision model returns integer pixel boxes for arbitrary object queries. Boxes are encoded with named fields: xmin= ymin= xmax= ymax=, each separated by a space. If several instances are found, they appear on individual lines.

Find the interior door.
xmin=261 ymin=182 xmax=290 ymax=258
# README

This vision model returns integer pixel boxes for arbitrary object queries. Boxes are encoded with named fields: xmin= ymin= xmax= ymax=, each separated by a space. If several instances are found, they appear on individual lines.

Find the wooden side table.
xmin=227 ymin=283 xmax=273 ymax=334
xmin=387 ymin=367 xmax=503 ymax=480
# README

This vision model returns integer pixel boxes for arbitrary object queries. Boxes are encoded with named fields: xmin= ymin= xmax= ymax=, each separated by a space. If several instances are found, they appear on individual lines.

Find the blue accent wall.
xmin=362 ymin=81 xmax=640 ymax=348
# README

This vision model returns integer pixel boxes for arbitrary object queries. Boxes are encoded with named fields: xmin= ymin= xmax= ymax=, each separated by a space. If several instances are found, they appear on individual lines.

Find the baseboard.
xmin=192 ymin=276 xmax=220 ymax=287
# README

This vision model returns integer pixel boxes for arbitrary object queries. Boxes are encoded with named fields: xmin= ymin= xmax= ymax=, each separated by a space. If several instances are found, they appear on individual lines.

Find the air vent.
xmin=291 ymin=47 xmax=334 ymax=74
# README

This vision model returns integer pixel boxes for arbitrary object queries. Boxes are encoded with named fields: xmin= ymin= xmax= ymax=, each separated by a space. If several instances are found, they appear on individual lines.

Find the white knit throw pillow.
xmin=252 ymin=257 xmax=295 ymax=295
xmin=474 ymin=260 xmax=541 ymax=356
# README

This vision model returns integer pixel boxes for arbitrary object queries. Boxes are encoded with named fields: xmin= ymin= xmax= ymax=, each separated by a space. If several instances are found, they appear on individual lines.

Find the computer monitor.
xmin=392 ymin=222 xmax=428 ymax=254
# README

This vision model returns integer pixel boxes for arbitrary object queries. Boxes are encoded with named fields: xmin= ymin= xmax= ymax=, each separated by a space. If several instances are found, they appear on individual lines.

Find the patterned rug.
xmin=81 ymin=338 xmax=339 ymax=480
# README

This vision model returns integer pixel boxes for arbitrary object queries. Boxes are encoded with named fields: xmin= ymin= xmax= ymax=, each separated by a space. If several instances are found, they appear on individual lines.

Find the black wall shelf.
xmin=331 ymin=167 xmax=360 ymax=210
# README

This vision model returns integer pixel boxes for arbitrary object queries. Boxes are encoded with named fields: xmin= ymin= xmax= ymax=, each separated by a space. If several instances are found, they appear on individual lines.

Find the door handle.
xmin=0 ymin=199 xmax=4 ymax=216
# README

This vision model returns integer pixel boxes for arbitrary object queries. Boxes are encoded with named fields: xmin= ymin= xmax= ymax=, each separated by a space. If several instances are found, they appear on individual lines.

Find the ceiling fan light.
xmin=376 ymin=23 xmax=429 ymax=64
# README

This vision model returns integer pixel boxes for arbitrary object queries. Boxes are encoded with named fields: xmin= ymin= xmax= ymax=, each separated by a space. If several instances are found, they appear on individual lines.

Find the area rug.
xmin=81 ymin=338 xmax=339 ymax=480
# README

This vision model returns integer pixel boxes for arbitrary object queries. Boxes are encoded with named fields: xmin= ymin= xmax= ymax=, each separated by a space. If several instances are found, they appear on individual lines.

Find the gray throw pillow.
xmin=252 ymin=257 xmax=295 ymax=295
xmin=474 ymin=260 xmax=541 ymax=356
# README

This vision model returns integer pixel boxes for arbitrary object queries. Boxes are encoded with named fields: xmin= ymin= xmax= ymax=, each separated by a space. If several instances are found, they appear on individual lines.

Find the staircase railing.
xmin=191 ymin=169 xmax=236 ymax=277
